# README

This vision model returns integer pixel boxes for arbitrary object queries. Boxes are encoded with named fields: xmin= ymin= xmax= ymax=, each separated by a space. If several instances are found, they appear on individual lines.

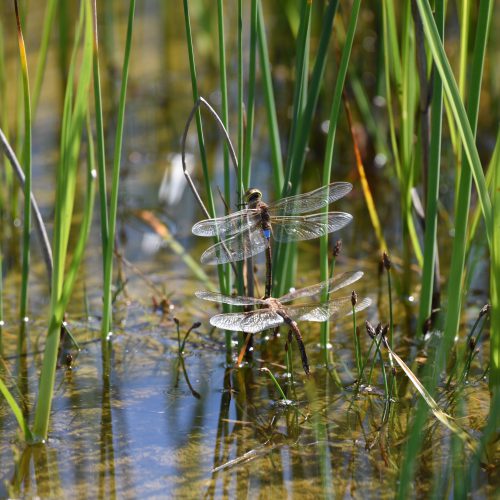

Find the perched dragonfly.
xmin=196 ymin=270 xmax=371 ymax=375
xmin=192 ymin=182 xmax=353 ymax=298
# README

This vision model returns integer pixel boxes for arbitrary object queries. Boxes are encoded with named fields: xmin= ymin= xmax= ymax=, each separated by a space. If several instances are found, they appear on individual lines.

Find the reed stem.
xmin=14 ymin=0 xmax=32 ymax=323
xmin=101 ymin=0 xmax=136 ymax=360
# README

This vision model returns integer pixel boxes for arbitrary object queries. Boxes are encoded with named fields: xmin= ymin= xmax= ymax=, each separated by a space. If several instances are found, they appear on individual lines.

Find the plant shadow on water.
xmin=0 ymin=0 xmax=498 ymax=498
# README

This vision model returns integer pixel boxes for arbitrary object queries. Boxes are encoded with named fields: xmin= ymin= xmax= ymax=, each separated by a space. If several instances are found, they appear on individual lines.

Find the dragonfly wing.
xmin=210 ymin=309 xmax=284 ymax=333
xmin=195 ymin=290 xmax=266 ymax=306
xmin=200 ymin=228 xmax=269 ymax=264
xmin=287 ymin=295 xmax=371 ymax=322
xmin=278 ymin=271 xmax=364 ymax=303
xmin=272 ymin=212 xmax=353 ymax=242
xmin=268 ymin=182 xmax=352 ymax=215
xmin=192 ymin=209 xmax=259 ymax=237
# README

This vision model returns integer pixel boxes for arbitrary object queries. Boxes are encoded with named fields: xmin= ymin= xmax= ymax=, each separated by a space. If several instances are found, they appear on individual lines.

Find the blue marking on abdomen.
xmin=263 ymin=228 xmax=271 ymax=239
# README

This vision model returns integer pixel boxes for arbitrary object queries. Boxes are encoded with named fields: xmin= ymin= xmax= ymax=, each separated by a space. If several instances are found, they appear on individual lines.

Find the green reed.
xmin=274 ymin=0 xmax=339 ymax=297
xmin=0 ymin=246 xmax=3 ymax=356
xmin=417 ymin=0 xmax=444 ymax=334
xmin=216 ymin=0 xmax=234 ymax=356
xmin=319 ymin=0 xmax=360 ymax=352
xmin=490 ymin=132 xmax=500 ymax=391
xmin=14 ymin=0 xmax=32 ymax=324
xmin=0 ymin=20 xmax=14 ymax=217
xmin=91 ymin=0 xmax=109 ymax=270
xmin=100 ymin=0 xmax=136 ymax=361
xmin=182 ymin=0 xmax=235 ymax=355
xmin=440 ymin=0 xmax=493 ymax=367
xmin=351 ymin=293 xmax=361 ymax=378
xmin=242 ymin=0 xmax=257 ymax=189
xmin=0 ymin=0 xmax=96 ymax=442
xmin=257 ymin=3 xmax=284 ymax=197
xmin=260 ymin=367 xmax=287 ymax=401
xmin=33 ymin=0 xmax=94 ymax=440
xmin=32 ymin=0 xmax=57 ymax=116
xmin=396 ymin=1 xmax=496 ymax=494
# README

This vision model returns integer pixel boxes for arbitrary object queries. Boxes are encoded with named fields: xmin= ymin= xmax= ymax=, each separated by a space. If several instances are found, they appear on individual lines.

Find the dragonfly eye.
xmin=244 ymin=188 xmax=262 ymax=205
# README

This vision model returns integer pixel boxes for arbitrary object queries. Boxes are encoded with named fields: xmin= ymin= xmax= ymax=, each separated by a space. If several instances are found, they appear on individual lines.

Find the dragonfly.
xmin=196 ymin=270 xmax=371 ymax=375
xmin=192 ymin=182 xmax=353 ymax=298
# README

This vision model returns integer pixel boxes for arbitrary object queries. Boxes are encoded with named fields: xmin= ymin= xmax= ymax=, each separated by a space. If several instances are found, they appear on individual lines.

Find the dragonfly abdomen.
xmin=258 ymin=203 xmax=272 ymax=239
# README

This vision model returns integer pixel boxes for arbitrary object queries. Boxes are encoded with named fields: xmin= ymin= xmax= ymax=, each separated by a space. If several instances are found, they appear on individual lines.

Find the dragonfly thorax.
xmin=244 ymin=188 xmax=263 ymax=208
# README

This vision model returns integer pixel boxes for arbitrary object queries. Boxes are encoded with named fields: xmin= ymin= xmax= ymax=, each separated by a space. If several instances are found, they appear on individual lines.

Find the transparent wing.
xmin=267 ymin=182 xmax=352 ymax=215
xmin=272 ymin=212 xmax=352 ymax=242
xmin=210 ymin=309 xmax=284 ymax=333
xmin=287 ymin=296 xmax=371 ymax=322
xmin=192 ymin=209 xmax=260 ymax=237
xmin=279 ymin=271 xmax=364 ymax=303
xmin=200 ymin=228 xmax=269 ymax=265
xmin=195 ymin=290 xmax=266 ymax=306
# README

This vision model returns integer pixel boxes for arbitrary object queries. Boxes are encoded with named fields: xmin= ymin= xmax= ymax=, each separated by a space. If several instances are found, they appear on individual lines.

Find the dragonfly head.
xmin=244 ymin=188 xmax=263 ymax=207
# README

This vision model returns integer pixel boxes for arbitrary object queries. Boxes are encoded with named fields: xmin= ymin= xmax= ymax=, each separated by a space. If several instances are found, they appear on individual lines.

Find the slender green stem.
xmin=386 ymin=266 xmax=394 ymax=349
xmin=490 ymin=134 xmax=500 ymax=390
xmin=14 ymin=0 xmax=32 ymax=323
xmin=260 ymin=367 xmax=287 ymax=401
xmin=237 ymin=0 xmax=243 ymax=198
xmin=242 ymin=0 xmax=257 ymax=188
xmin=0 ymin=245 xmax=3 ymax=356
xmin=417 ymin=0 xmax=444 ymax=334
xmin=285 ymin=0 xmax=311 ymax=174
xmin=352 ymin=306 xmax=361 ymax=378
xmin=442 ymin=0 xmax=493 ymax=367
xmin=275 ymin=0 xmax=339 ymax=297
xmin=33 ymin=0 xmax=93 ymax=440
xmin=319 ymin=0 xmax=360 ymax=350
xmin=257 ymin=2 xmax=283 ymax=197
xmin=215 ymin=0 xmax=232 ymax=356
xmin=32 ymin=0 xmax=57 ymax=115
xmin=0 ymin=377 xmax=32 ymax=442
xmin=414 ymin=0 xmax=492 ymax=241
xmin=101 ymin=0 xmax=136 ymax=357
xmin=92 ymin=0 xmax=109 ymax=269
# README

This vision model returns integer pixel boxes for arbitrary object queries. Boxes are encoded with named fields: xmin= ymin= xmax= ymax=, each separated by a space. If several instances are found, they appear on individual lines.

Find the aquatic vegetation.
xmin=0 ymin=0 xmax=498 ymax=497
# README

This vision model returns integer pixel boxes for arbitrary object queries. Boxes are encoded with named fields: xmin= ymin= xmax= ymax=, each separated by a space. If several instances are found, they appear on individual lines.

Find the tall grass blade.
xmin=33 ymin=0 xmax=93 ymax=441
xmin=285 ymin=0 xmax=311 ymax=176
xmin=91 ymin=0 xmax=109 ymax=269
xmin=414 ymin=0 xmax=492 ymax=240
xmin=14 ymin=0 xmax=32 ymax=323
xmin=257 ymin=3 xmax=284 ymax=197
xmin=490 ymin=129 xmax=500 ymax=390
xmin=216 ymin=0 xmax=233 ymax=355
xmin=101 ymin=0 xmax=136 ymax=352
xmin=417 ymin=0 xmax=444 ymax=334
xmin=382 ymin=336 xmax=475 ymax=446
xmin=32 ymin=0 xmax=57 ymax=115
xmin=275 ymin=0 xmax=339 ymax=297
xmin=441 ymin=0 xmax=493 ymax=360
xmin=319 ymin=0 xmax=361 ymax=349
xmin=182 ymin=0 xmax=230 ymax=303
xmin=242 ymin=0 xmax=257 ymax=188
xmin=0 ymin=377 xmax=32 ymax=442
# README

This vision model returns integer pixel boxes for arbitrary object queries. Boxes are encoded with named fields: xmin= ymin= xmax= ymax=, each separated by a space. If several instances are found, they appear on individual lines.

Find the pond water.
xmin=0 ymin=1 xmax=497 ymax=498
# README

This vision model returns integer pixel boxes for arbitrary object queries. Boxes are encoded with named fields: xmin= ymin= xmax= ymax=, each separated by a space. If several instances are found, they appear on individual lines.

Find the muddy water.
xmin=0 ymin=2 xmax=496 ymax=498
